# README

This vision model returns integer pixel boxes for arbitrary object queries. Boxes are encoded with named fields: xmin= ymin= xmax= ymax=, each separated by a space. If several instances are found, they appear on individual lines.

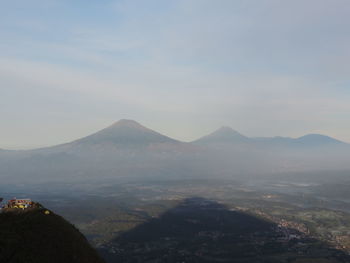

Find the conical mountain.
xmin=193 ymin=126 xmax=249 ymax=144
xmin=73 ymin=119 xmax=178 ymax=146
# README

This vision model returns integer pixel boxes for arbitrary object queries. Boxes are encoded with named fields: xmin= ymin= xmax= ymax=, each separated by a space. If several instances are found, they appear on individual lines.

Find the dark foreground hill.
xmin=0 ymin=208 xmax=105 ymax=263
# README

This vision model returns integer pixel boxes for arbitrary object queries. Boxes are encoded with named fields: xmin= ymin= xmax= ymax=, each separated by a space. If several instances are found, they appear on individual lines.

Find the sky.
xmin=1 ymin=0 xmax=350 ymax=149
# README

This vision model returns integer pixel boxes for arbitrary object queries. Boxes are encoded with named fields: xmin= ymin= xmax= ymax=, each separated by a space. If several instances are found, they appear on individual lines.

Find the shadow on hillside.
xmin=99 ymin=197 xmax=350 ymax=263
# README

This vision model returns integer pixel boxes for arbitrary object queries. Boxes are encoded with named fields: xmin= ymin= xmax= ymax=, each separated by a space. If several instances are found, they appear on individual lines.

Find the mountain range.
xmin=0 ymin=119 xmax=349 ymax=185
xmin=1 ymin=119 xmax=347 ymax=151
xmin=194 ymin=125 xmax=345 ymax=147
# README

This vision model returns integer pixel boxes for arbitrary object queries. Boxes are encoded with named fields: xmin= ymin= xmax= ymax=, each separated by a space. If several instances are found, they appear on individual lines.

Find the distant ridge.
xmin=296 ymin=134 xmax=344 ymax=145
xmin=253 ymin=134 xmax=346 ymax=148
xmin=193 ymin=125 xmax=346 ymax=147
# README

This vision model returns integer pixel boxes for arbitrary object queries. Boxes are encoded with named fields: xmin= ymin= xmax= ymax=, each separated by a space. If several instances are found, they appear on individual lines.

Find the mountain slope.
xmin=0 ymin=208 xmax=105 ymax=263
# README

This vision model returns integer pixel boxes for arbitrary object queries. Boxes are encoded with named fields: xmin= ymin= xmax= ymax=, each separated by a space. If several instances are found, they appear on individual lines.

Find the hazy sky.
xmin=1 ymin=0 xmax=350 ymax=149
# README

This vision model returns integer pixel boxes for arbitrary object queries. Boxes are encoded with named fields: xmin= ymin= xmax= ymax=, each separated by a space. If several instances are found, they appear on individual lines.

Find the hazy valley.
xmin=1 ymin=120 xmax=350 ymax=262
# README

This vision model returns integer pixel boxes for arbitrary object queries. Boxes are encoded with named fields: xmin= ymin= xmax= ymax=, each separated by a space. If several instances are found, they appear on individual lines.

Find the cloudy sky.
xmin=1 ymin=0 xmax=350 ymax=149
